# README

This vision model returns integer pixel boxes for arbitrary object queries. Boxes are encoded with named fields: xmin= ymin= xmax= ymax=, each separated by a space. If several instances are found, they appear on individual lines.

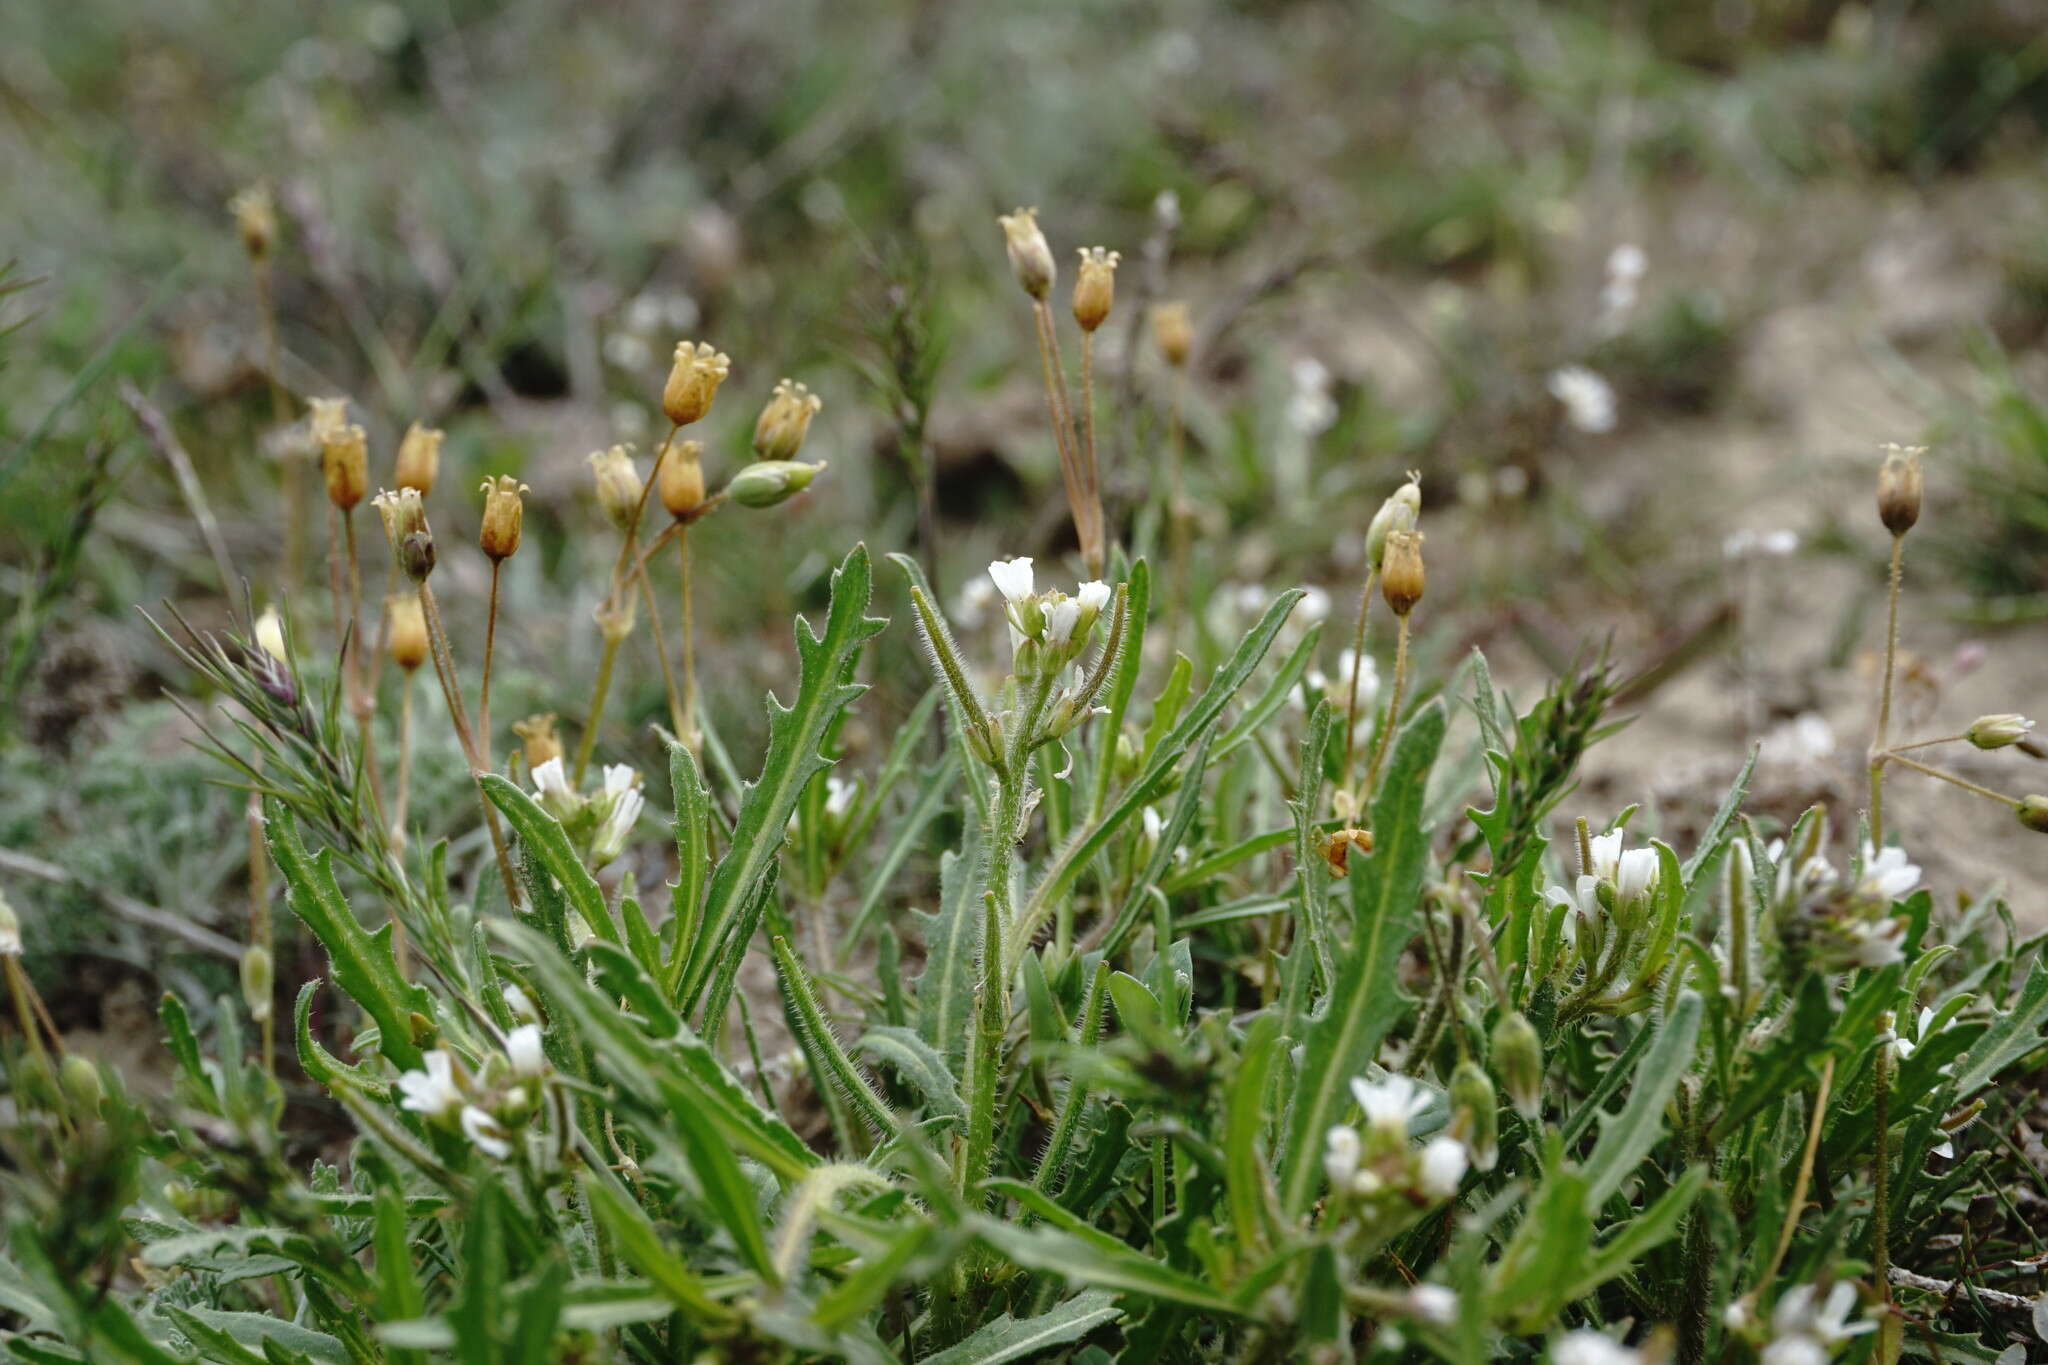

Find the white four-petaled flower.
xmin=461 ymin=1104 xmax=513 ymax=1160
xmin=1350 ymin=1073 xmax=1431 ymax=1136
xmin=1076 ymin=580 xmax=1111 ymax=615
xmin=1857 ymin=842 xmax=1920 ymax=904
xmin=988 ymin=557 xmax=1035 ymax=603
xmin=1554 ymin=1330 xmax=1644 ymax=1365
xmin=1416 ymin=1136 xmax=1468 ymax=1198
xmin=396 ymin=1049 xmax=463 ymax=1119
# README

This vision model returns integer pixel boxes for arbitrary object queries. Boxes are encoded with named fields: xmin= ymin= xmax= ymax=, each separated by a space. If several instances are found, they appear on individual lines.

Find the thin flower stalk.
xmin=575 ymin=423 xmax=679 ymax=785
xmin=479 ymin=560 xmax=503 ymax=770
xmin=1879 ymin=752 xmax=2023 ymax=810
xmin=1869 ymin=532 xmax=1904 ymax=843
xmin=1364 ymin=615 xmax=1412 ymax=797
xmin=416 ymin=581 xmax=520 ymax=907
xmin=1340 ymin=567 xmax=1378 ymax=793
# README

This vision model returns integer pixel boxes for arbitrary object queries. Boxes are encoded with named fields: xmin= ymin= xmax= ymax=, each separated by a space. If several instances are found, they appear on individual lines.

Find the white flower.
xmin=1555 ymin=1330 xmax=1644 ymax=1365
xmin=505 ymin=1024 xmax=546 ymax=1078
xmin=601 ymin=764 xmax=636 ymax=798
xmin=1842 ymin=917 xmax=1906 ymax=968
xmin=1407 ymin=1285 xmax=1458 ymax=1325
xmin=460 ymin=1104 xmax=513 ymax=1160
xmin=1076 ymin=580 xmax=1112 ymax=615
xmin=1042 ymin=594 xmax=1081 ymax=646
xmin=532 ymin=756 xmax=577 ymax=814
xmin=1857 ymin=843 xmax=1920 ymax=904
xmin=590 ymin=779 xmax=645 ymax=867
xmin=1608 ymin=243 xmax=1647 ymax=283
xmin=1351 ymin=1073 xmax=1432 ymax=1135
xmin=1141 ymin=806 xmax=1164 ymax=849
xmin=988 ymin=557 xmax=1035 ymax=603
xmin=502 ymin=983 xmax=539 ymax=1024
xmin=0 ymin=891 xmax=20 ymax=957
xmin=397 ymin=1049 xmax=463 ymax=1119
xmin=1760 ymin=1339 xmax=1828 ymax=1365
xmin=1765 ymin=1283 xmax=1875 ymax=1365
xmin=1548 ymin=366 xmax=1617 ymax=434
xmin=823 ymin=774 xmax=858 ymax=820
xmin=1589 ymin=830 xmax=1659 ymax=903
xmin=1416 ymin=1135 xmax=1468 ymax=1198
xmin=953 ymin=576 xmax=996 ymax=629
xmin=1323 ymin=1124 xmax=1362 ymax=1189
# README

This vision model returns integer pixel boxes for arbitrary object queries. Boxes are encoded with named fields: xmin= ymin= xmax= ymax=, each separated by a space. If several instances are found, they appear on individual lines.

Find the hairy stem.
xmin=1363 ymin=615 xmax=1412 ymax=798
xmin=1339 ymin=567 xmax=1378 ymax=801
xmin=678 ymin=526 xmax=699 ymax=750
xmin=1868 ymin=534 xmax=1903 ymax=844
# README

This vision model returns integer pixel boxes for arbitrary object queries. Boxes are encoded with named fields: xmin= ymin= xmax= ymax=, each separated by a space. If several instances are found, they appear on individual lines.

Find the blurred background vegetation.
xmin=5 ymin=0 xmax=2048 ymax=1039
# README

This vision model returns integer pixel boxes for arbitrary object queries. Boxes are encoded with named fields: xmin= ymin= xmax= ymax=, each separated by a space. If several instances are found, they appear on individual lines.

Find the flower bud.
xmin=393 ymin=422 xmax=444 ymax=495
xmin=1448 ymin=1059 xmax=1499 ymax=1172
xmin=386 ymin=593 xmax=428 ymax=672
xmin=513 ymin=714 xmax=563 ymax=771
xmin=1381 ymin=529 xmax=1425 ymax=617
xmin=727 ymin=459 xmax=825 ymax=509
xmin=239 ymin=944 xmax=275 ymax=1023
xmin=321 ymin=424 xmax=369 ymax=511
xmin=2018 ymin=795 xmax=2048 ymax=834
xmin=1966 ymin=714 xmax=2033 ymax=750
xmin=228 ymin=186 xmax=276 ymax=261
xmin=60 ymin=1054 xmax=104 ymax=1112
xmin=1366 ymin=473 xmax=1422 ymax=572
xmin=477 ymin=476 xmax=527 ymax=561
xmin=998 ymin=207 xmax=1056 ymax=301
xmin=1490 ymin=1010 xmax=1544 ymax=1119
xmin=1877 ymin=443 xmax=1924 ymax=537
xmin=1153 ymin=302 xmax=1192 ymax=369
xmin=588 ymin=445 xmax=642 ymax=532
xmin=373 ymin=488 xmax=436 ymax=582
xmin=658 ymin=440 xmax=708 ymax=520
xmin=661 ymin=341 xmax=731 ymax=427
xmin=1072 ymin=247 xmax=1119 ymax=332
xmin=751 ymin=379 xmax=823 ymax=461
xmin=0 ymin=891 xmax=19 ymax=957
xmin=253 ymin=606 xmax=288 ymax=663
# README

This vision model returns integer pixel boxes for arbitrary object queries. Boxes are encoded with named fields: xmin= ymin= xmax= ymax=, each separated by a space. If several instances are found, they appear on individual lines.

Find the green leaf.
xmin=971 ymin=1189 xmax=1240 ymax=1315
xmin=1951 ymin=956 xmax=2048 ymax=1099
xmin=265 ymin=799 xmax=429 ymax=1071
xmin=1711 ymin=975 xmax=1833 ymax=1141
xmin=1559 ymin=1164 xmax=1707 ymax=1304
xmin=914 ymin=824 xmax=984 ymax=1065
xmin=666 ymin=740 xmax=712 ymax=993
xmin=854 ymin=1025 xmax=963 ymax=1119
xmin=1278 ymin=700 xmax=1445 ymax=1217
xmin=479 ymin=775 xmax=618 ymax=946
xmin=772 ymin=934 xmax=897 ymax=1137
xmin=1224 ymin=1016 xmax=1284 ymax=1256
xmin=841 ymin=749 xmax=957 ymax=952
xmin=680 ymin=544 xmax=886 ymax=1015
xmin=581 ymin=1173 xmax=731 ymax=1323
xmin=170 ymin=1309 xmax=348 ymax=1364
xmin=918 ymin=1289 xmax=1121 ymax=1365
xmin=1581 ymin=991 xmax=1702 ymax=1208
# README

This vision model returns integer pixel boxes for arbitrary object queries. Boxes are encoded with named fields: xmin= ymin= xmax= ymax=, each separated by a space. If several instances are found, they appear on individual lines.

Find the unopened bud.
xmin=1448 ymin=1059 xmax=1499 ymax=1172
xmin=658 ymin=440 xmax=708 ymax=519
xmin=998 ymin=207 xmax=1056 ymax=301
xmin=478 ymin=476 xmax=528 ymax=561
xmin=1877 ymin=443 xmax=1924 ymax=537
xmin=2018 ymin=795 xmax=2048 ymax=834
xmin=662 ymin=341 xmax=731 ymax=427
xmin=1381 ymin=529 xmax=1425 ymax=617
xmin=60 ymin=1054 xmax=104 ymax=1112
xmin=321 ymin=424 xmax=369 ymax=511
xmin=1153 ymin=301 xmax=1193 ymax=369
xmin=1366 ymin=473 xmax=1422 ymax=572
xmin=373 ymin=489 xmax=436 ymax=582
xmin=393 ymin=423 xmax=444 ymax=495
xmin=240 ymin=945 xmax=274 ymax=1023
xmin=513 ymin=714 xmax=563 ymax=771
xmin=751 ymin=379 xmax=823 ymax=461
xmin=1966 ymin=714 xmax=2033 ymax=750
xmin=589 ymin=445 xmax=642 ymax=532
xmin=1490 ymin=1010 xmax=1544 ymax=1119
xmin=228 ymin=186 xmax=276 ymax=261
xmin=1072 ymin=247 xmax=1119 ymax=332
xmin=253 ymin=606 xmax=288 ymax=663
xmin=728 ymin=459 xmax=825 ymax=509
xmin=386 ymin=593 xmax=428 ymax=672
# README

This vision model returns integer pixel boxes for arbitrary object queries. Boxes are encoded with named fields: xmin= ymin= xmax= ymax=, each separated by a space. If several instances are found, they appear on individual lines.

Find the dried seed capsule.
xmin=373 ymin=488 xmax=436 ymax=582
xmin=1877 ymin=443 xmax=1924 ymax=536
xmin=1381 ymin=529 xmax=1426 ymax=617
xmin=727 ymin=459 xmax=826 ymax=509
xmin=321 ymin=424 xmax=369 ymax=511
xmin=588 ymin=445 xmax=642 ymax=532
xmin=998 ymin=207 xmax=1056 ymax=301
xmin=1966 ymin=713 xmax=2033 ymax=750
xmin=394 ymin=422 xmax=444 ymax=495
xmin=2018 ymin=795 xmax=2048 ymax=834
xmin=386 ymin=593 xmax=428 ymax=672
xmin=751 ymin=379 xmax=823 ymax=461
xmin=1153 ymin=302 xmax=1192 ymax=369
xmin=658 ymin=439 xmax=708 ymax=519
xmin=662 ymin=341 xmax=731 ymax=427
xmin=478 ymin=476 xmax=528 ymax=561
xmin=1072 ymin=247 xmax=1119 ymax=332
xmin=513 ymin=714 xmax=562 ymax=771
xmin=228 ymin=186 xmax=276 ymax=261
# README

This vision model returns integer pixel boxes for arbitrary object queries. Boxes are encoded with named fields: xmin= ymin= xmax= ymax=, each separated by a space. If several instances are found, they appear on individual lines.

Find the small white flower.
xmin=1842 ymin=917 xmax=1906 ymax=968
xmin=505 ymin=1024 xmax=546 ymax=1078
xmin=1857 ymin=843 xmax=1920 ymax=904
xmin=0 ymin=892 xmax=20 ymax=957
xmin=590 ymin=781 xmax=645 ymax=867
xmin=1076 ymin=580 xmax=1112 ymax=615
xmin=1043 ymin=595 xmax=1081 ymax=646
xmin=1407 ymin=1284 xmax=1458 ymax=1325
xmin=502 ymin=983 xmax=539 ymax=1024
xmin=953 ymin=576 xmax=996 ymax=629
xmin=460 ymin=1104 xmax=513 ymax=1160
xmin=1760 ymin=1340 xmax=1828 ymax=1365
xmin=1548 ymin=366 xmax=1618 ymax=434
xmin=1555 ymin=1330 xmax=1644 ymax=1365
xmin=397 ymin=1050 xmax=463 ymax=1119
xmin=532 ymin=756 xmax=576 ymax=809
xmin=1351 ymin=1073 xmax=1432 ymax=1135
xmin=1141 ymin=806 xmax=1164 ymax=849
xmin=1589 ymin=830 xmax=1658 ymax=903
xmin=601 ymin=763 xmax=637 ymax=798
xmin=1416 ymin=1135 xmax=1468 ymax=1198
xmin=988 ymin=557 xmax=1035 ymax=603
xmin=1765 ymin=1283 xmax=1875 ymax=1365
xmin=823 ymin=774 xmax=858 ymax=820
xmin=1323 ymin=1124 xmax=1362 ymax=1189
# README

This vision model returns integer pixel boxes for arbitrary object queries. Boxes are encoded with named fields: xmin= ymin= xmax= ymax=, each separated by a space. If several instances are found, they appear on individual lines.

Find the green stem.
xmin=1362 ymin=614 xmax=1411 ymax=799
xmin=1869 ymin=534 xmax=1903 ymax=844
xmin=1882 ymin=752 xmax=2022 ymax=809
xmin=572 ymin=633 xmax=623 ymax=788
